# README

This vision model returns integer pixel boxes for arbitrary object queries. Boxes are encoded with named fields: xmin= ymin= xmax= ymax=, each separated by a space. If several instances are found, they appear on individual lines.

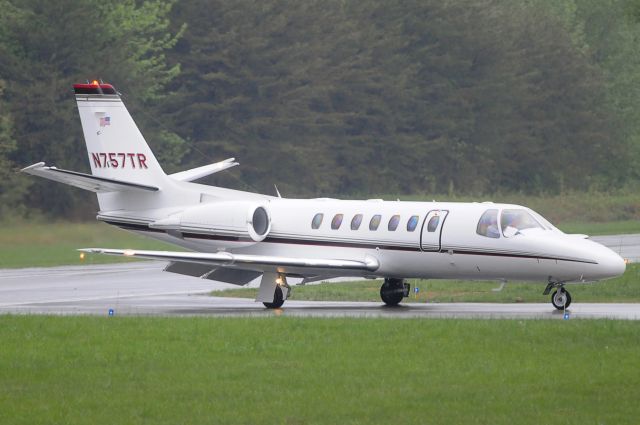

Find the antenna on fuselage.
xmin=274 ymin=185 xmax=282 ymax=198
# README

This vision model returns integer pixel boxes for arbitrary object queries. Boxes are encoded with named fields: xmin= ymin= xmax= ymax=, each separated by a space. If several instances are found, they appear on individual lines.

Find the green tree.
xmin=165 ymin=0 xmax=622 ymax=197
xmin=1 ymin=0 xmax=184 ymax=218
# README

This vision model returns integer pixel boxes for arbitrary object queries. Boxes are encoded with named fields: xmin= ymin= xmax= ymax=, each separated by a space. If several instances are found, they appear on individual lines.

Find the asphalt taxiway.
xmin=1 ymin=257 xmax=639 ymax=319
xmin=591 ymin=233 xmax=640 ymax=263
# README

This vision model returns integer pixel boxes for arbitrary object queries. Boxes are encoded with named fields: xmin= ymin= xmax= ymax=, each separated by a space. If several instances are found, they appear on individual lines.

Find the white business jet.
xmin=22 ymin=81 xmax=626 ymax=309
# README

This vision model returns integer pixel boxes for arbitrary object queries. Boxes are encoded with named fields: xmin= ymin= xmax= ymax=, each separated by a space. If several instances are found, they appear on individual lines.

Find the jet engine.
xmin=151 ymin=201 xmax=272 ymax=243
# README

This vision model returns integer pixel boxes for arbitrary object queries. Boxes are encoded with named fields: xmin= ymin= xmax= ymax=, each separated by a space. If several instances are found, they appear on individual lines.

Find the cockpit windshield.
xmin=477 ymin=208 xmax=546 ymax=238
xmin=500 ymin=209 xmax=543 ymax=237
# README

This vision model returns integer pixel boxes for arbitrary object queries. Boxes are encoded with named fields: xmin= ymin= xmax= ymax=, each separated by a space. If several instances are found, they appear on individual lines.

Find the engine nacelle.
xmin=176 ymin=201 xmax=271 ymax=243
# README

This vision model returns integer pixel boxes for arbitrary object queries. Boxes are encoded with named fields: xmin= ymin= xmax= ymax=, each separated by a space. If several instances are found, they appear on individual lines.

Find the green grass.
xmin=0 ymin=316 xmax=638 ymax=424
xmin=556 ymin=220 xmax=640 ymax=235
xmin=212 ymin=263 xmax=640 ymax=303
xmin=0 ymin=221 xmax=178 ymax=268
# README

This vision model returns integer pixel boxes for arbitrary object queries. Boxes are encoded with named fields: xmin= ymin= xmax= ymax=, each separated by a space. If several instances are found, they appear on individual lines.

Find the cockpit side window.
xmin=500 ymin=209 xmax=543 ymax=237
xmin=476 ymin=209 xmax=500 ymax=239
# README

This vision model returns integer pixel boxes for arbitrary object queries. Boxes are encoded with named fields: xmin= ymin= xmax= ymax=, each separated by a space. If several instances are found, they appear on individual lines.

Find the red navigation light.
xmin=73 ymin=81 xmax=117 ymax=95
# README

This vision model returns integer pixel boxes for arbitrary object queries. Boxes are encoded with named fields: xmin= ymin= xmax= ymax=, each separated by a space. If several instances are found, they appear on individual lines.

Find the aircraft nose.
xmin=595 ymin=247 xmax=626 ymax=280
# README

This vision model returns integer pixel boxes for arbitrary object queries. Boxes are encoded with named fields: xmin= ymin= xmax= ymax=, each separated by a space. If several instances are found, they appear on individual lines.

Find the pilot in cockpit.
xmin=501 ymin=212 xmax=520 ymax=237
xmin=477 ymin=209 xmax=500 ymax=238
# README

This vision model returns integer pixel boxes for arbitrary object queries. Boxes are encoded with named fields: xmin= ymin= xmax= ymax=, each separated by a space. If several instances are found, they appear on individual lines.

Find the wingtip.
xmin=20 ymin=162 xmax=46 ymax=172
xmin=77 ymin=248 xmax=102 ymax=253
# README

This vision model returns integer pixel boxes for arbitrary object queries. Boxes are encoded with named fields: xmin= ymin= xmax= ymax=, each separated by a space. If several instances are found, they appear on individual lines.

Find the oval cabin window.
xmin=311 ymin=213 xmax=324 ymax=229
xmin=351 ymin=214 xmax=363 ymax=230
xmin=427 ymin=215 xmax=440 ymax=232
xmin=407 ymin=215 xmax=419 ymax=232
xmin=369 ymin=215 xmax=381 ymax=231
xmin=331 ymin=214 xmax=344 ymax=230
xmin=388 ymin=215 xmax=400 ymax=231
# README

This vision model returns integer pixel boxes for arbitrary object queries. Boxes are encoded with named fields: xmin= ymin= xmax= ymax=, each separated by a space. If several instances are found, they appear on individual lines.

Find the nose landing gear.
xmin=551 ymin=288 xmax=572 ymax=310
xmin=544 ymin=280 xmax=572 ymax=310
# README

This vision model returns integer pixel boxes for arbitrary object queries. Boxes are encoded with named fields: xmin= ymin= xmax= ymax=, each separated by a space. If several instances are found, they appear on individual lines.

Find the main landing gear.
xmin=543 ymin=281 xmax=572 ymax=310
xmin=380 ymin=278 xmax=410 ymax=306
xmin=260 ymin=273 xmax=291 ymax=309
xmin=263 ymin=285 xmax=286 ymax=309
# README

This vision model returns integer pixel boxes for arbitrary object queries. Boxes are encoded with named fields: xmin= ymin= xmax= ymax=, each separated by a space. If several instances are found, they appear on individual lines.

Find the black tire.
xmin=263 ymin=286 xmax=285 ymax=309
xmin=551 ymin=289 xmax=572 ymax=310
xmin=380 ymin=281 xmax=404 ymax=306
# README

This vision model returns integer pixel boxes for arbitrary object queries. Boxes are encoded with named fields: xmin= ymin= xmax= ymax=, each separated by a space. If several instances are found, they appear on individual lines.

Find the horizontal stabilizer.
xmin=79 ymin=248 xmax=379 ymax=274
xmin=169 ymin=158 xmax=239 ymax=182
xmin=21 ymin=162 xmax=159 ymax=193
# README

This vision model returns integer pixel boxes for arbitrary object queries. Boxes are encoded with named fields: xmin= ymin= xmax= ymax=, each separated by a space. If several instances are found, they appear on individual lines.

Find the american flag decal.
xmin=100 ymin=116 xmax=111 ymax=127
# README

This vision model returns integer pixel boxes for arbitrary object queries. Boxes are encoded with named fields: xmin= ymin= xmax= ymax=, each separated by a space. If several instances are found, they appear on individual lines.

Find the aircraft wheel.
xmin=551 ymin=288 xmax=572 ymax=310
xmin=380 ymin=279 xmax=404 ymax=306
xmin=263 ymin=286 xmax=285 ymax=309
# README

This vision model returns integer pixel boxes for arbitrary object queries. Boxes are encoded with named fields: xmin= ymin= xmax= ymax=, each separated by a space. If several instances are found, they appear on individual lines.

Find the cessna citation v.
xmin=22 ymin=81 xmax=626 ymax=309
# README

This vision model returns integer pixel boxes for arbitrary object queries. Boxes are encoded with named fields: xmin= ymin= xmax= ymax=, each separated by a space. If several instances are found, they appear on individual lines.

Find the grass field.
xmin=0 ymin=221 xmax=178 ymax=268
xmin=0 ymin=316 xmax=638 ymax=424
xmin=558 ymin=219 xmax=640 ymax=235
xmin=212 ymin=263 xmax=640 ymax=303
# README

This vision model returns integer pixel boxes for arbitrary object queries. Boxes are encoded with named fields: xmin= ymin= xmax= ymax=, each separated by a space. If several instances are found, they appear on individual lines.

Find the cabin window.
xmin=501 ymin=209 xmax=543 ymax=237
xmin=331 ymin=214 xmax=344 ymax=230
xmin=427 ymin=215 xmax=440 ymax=232
xmin=476 ymin=209 xmax=500 ymax=238
xmin=407 ymin=215 xmax=419 ymax=232
xmin=369 ymin=215 xmax=382 ymax=230
xmin=351 ymin=214 xmax=363 ymax=230
xmin=388 ymin=215 xmax=400 ymax=231
xmin=311 ymin=213 xmax=324 ymax=229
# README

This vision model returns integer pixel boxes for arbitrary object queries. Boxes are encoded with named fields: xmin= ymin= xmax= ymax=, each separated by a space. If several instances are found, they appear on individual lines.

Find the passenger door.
xmin=420 ymin=210 xmax=449 ymax=251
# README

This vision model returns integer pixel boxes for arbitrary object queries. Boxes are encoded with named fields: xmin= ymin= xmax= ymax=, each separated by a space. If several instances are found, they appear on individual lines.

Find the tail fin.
xmin=22 ymin=81 xmax=210 ymax=215
xmin=74 ymin=81 xmax=167 ymax=188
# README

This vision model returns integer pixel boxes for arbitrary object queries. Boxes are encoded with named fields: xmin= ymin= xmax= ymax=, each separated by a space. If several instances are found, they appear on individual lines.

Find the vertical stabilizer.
xmin=73 ymin=82 xmax=167 ymax=188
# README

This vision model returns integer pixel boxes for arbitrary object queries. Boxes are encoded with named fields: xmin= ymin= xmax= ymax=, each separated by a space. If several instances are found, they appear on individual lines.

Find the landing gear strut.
xmin=262 ymin=273 xmax=291 ymax=309
xmin=544 ymin=281 xmax=572 ymax=310
xmin=380 ymin=278 xmax=410 ymax=306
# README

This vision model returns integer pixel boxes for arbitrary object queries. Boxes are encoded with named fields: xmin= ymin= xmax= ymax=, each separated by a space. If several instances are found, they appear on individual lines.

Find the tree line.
xmin=1 ymin=0 xmax=639 ymax=219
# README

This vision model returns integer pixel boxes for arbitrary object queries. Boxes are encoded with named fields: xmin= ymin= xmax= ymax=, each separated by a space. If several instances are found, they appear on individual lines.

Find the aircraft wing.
xmin=79 ymin=248 xmax=380 ymax=277
xmin=21 ymin=162 xmax=159 ymax=193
